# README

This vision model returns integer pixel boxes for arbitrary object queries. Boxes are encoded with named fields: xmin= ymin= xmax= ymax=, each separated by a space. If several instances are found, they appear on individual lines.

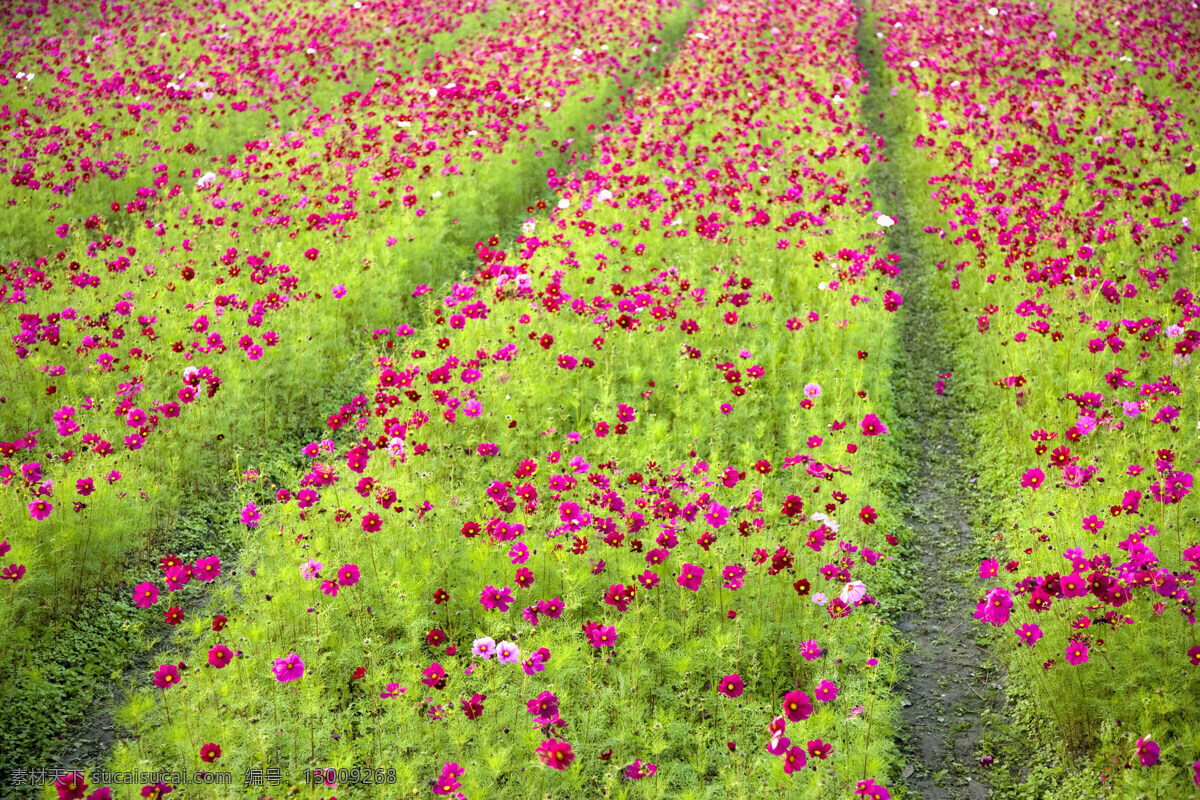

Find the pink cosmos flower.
xmin=718 ymin=674 xmax=744 ymax=698
xmin=194 ymin=556 xmax=220 ymax=582
xmin=337 ymin=564 xmax=360 ymax=587
xmin=814 ymin=680 xmax=838 ymax=702
xmin=28 ymin=499 xmax=53 ymax=520
xmin=273 ymin=652 xmax=305 ymax=682
xmin=782 ymin=690 xmax=813 ymax=722
xmin=240 ymin=502 xmax=261 ymax=527
xmin=860 ymin=413 xmax=888 ymax=436
xmin=1064 ymin=641 xmax=1089 ymax=666
xmin=1020 ymin=468 xmax=1044 ymax=489
xmin=496 ymin=641 xmax=520 ymax=664
xmin=536 ymin=739 xmax=575 ymax=770
xmin=783 ymin=746 xmax=807 ymax=774
xmin=480 ymin=585 xmax=514 ymax=612
xmin=839 ymin=581 xmax=866 ymax=605
xmin=1015 ymin=623 xmax=1042 ymax=647
xmin=208 ymin=645 xmax=233 ymax=669
xmin=133 ymin=581 xmax=160 ymax=608
xmin=422 ymin=662 xmax=446 ymax=688
xmin=1135 ymin=737 xmax=1159 ymax=766
xmin=152 ymin=663 xmax=181 ymax=689
xmin=677 ymin=563 xmax=704 ymax=591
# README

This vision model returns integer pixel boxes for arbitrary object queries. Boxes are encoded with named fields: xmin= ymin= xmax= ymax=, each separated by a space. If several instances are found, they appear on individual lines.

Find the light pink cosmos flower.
xmin=496 ymin=641 xmax=520 ymax=664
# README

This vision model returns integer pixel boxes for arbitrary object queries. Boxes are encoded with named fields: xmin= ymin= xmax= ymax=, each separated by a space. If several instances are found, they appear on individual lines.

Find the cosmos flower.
xmin=496 ymin=641 xmax=521 ymax=665
xmin=273 ymin=653 xmax=305 ymax=682
xmin=208 ymin=645 xmax=233 ymax=669
xmin=1064 ymin=641 xmax=1089 ymax=666
xmin=1135 ymin=736 xmax=1159 ymax=767
xmin=814 ymin=680 xmax=838 ymax=703
xmin=718 ymin=674 xmax=744 ymax=698
xmin=677 ymin=563 xmax=704 ymax=591
xmin=472 ymin=637 xmax=497 ymax=659
xmin=133 ymin=581 xmax=160 ymax=608
xmin=536 ymin=739 xmax=575 ymax=770
xmin=152 ymin=663 xmax=181 ymax=690
xmin=782 ymin=690 xmax=813 ymax=722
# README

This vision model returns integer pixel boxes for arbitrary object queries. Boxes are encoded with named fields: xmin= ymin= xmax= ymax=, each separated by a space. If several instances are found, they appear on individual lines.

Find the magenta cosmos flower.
xmin=432 ymin=762 xmax=463 ymax=796
xmin=536 ymin=739 xmax=575 ymax=770
xmin=814 ymin=680 xmax=838 ymax=702
xmin=860 ymin=413 xmax=888 ymax=436
xmin=421 ymin=662 xmax=446 ymax=688
xmin=973 ymin=587 xmax=1013 ymax=626
xmin=133 ymin=581 xmax=160 ymax=608
xmin=480 ymin=584 xmax=514 ymax=612
xmin=152 ymin=663 xmax=180 ymax=689
xmin=783 ymin=746 xmax=807 ymax=775
xmin=240 ymin=501 xmax=262 ymax=526
xmin=1135 ymin=737 xmax=1159 ymax=766
xmin=1015 ymin=623 xmax=1042 ymax=647
xmin=273 ymin=652 xmax=305 ymax=682
xmin=799 ymin=640 xmax=822 ymax=661
xmin=718 ymin=674 xmax=745 ymax=698
xmin=337 ymin=564 xmax=360 ymax=587
xmin=782 ymin=690 xmax=813 ymax=722
xmin=1020 ymin=467 xmax=1044 ymax=489
xmin=677 ymin=563 xmax=704 ymax=591
xmin=55 ymin=772 xmax=87 ymax=799
xmin=1064 ymin=641 xmax=1089 ymax=666
xmin=194 ymin=555 xmax=220 ymax=582
xmin=208 ymin=645 xmax=233 ymax=669
xmin=855 ymin=778 xmax=891 ymax=799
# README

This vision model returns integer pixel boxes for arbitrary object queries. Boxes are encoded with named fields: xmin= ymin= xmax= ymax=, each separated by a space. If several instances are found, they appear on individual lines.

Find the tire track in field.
xmin=853 ymin=4 xmax=1005 ymax=798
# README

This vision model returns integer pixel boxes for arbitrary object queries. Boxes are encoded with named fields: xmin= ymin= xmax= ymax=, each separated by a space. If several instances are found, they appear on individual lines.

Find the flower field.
xmin=0 ymin=0 xmax=1197 ymax=797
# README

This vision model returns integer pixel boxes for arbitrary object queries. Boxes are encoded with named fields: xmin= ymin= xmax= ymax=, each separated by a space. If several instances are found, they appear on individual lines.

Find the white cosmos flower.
xmin=877 ymin=214 xmax=895 ymax=227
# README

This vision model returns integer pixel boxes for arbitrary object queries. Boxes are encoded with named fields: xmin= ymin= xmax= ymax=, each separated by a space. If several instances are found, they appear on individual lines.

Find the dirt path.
xmin=854 ymin=4 xmax=1005 ymax=798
